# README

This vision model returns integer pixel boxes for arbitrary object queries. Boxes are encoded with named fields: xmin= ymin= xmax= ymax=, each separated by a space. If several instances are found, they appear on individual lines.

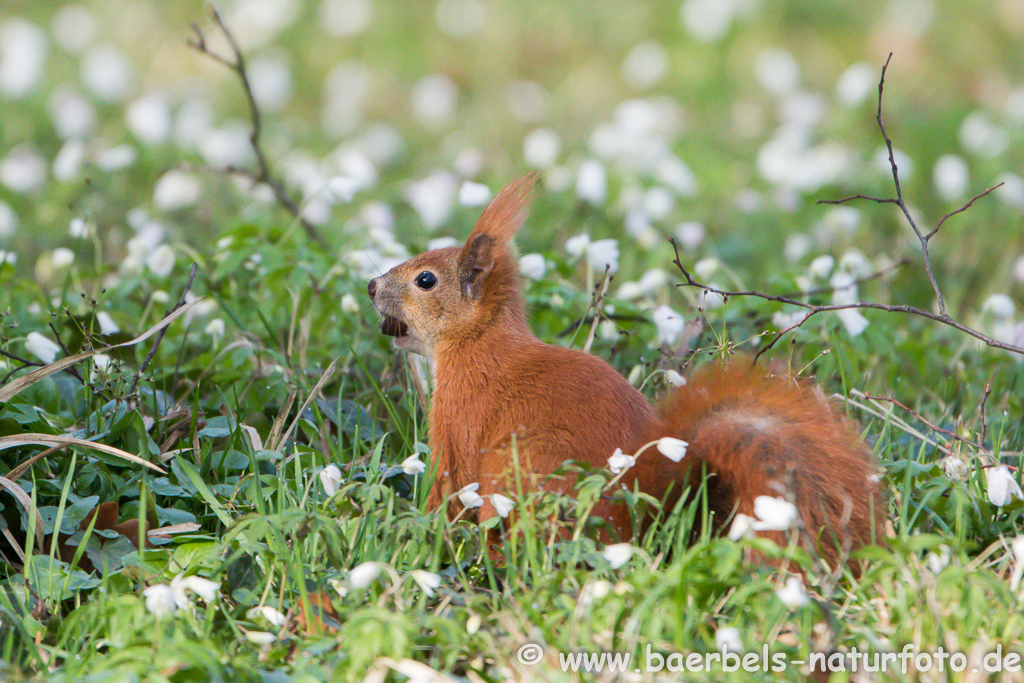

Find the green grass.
xmin=0 ymin=0 xmax=1023 ymax=680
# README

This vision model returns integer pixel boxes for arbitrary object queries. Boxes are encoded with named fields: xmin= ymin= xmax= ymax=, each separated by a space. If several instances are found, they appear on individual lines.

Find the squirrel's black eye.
xmin=414 ymin=271 xmax=437 ymax=290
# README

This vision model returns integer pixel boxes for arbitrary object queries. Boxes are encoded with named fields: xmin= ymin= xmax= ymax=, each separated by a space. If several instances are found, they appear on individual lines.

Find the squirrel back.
xmin=368 ymin=175 xmax=884 ymax=566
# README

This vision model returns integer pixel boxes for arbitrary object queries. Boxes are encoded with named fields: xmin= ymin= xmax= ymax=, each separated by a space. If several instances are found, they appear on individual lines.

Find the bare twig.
xmin=862 ymin=391 xmax=986 ymax=456
xmin=187 ymin=6 xmax=325 ymax=248
xmin=127 ymin=264 xmax=199 ymax=405
xmin=669 ymin=54 xmax=1021 ymax=363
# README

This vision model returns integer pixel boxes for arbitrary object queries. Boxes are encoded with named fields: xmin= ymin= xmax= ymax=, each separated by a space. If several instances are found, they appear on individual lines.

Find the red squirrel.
xmin=367 ymin=174 xmax=884 ymax=565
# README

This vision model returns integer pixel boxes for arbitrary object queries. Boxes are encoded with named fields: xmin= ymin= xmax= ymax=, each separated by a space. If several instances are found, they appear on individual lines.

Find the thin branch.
xmin=862 ymin=391 xmax=986 ymax=455
xmin=187 ymin=6 xmax=325 ymax=248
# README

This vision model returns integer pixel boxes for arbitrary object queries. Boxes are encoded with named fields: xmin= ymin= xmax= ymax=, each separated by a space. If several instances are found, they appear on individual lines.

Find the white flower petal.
xmin=656 ymin=437 xmax=688 ymax=462
xmin=602 ymin=543 xmax=633 ymax=569
xmin=776 ymin=576 xmax=809 ymax=610
xmin=349 ymin=562 xmax=383 ymax=589
xmin=143 ymin=584 xmax=177 ymax=617
xmin=401 ymin=454 xmax=427 ymax=475
xmin=490 ymin=493 xmax=515 ymax=518
xmin=320 ymin=464 xmax=342 ymax=497
xmin=410 ymin=569 xmax=441 ymax=596
xmin=752 ymin=496 xmax=799 ymax=531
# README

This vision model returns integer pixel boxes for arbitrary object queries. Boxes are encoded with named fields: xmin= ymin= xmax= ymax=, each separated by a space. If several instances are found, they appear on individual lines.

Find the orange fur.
xmin=368 ymin=175 xmax=884 ymax=566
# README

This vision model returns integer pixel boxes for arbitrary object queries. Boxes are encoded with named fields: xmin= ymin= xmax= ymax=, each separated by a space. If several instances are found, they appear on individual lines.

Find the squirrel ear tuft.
xmin=461 ymin=173 xmax=538 ymax=250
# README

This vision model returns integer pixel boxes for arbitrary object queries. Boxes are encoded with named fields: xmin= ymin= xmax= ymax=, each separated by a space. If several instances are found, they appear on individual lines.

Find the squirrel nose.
xmin=367 ymin=278 xmax=377 ymax=299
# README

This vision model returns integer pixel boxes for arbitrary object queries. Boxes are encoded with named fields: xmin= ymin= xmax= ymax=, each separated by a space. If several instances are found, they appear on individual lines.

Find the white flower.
xmin=406 ymin=172 xmax=457 ymax=231
xmin=91 ymin=354 xmax=111 ymax=379
xmin=154 ymin=171 xmax=201 ymax=211
xmin=401 ymin=454 xmax=427 ymax=475
xmin=126 ymin=94 xmax=172 ymax=145
xmin=80 ymin=44 xmax=133 ymax=103
xmin=199 ymin=125 xmax=253 ymax=169
xmin=466 ymin=612 xmax=482 ymax=635
xmin=985 ymin=465 xmax=1023 ymax=507
xmin=96 ymin=312 xmax=119 ymax=335
xmin=586 ymin=239 xmax=619 ymax=274
xmin=838 ymin=250 xmax=872 ymax=279
xmin=716 ymin=627 xmax=743 ymax=654
xmin=143 ymin=584 xmax=177 ymax=617
xmin=458 ymin=181 xmax=491 ymax=207
xmin=776 ymin=576 xmax=809 ymax=610
xmin=756 ymin=49 xmax=800 ymax=96
xmin=752 ymin=496 xmax=799 ymax=531
xmin=808 ymin=255 xmax=834 ymax=280
xmin=457 ymin=483 xmax=484 ymax=509
xmin=0 ymin=145 xmax=47 ymax=194
xmin=607 ymin=448 xmax=635 ymax=474
xmin=565 ymin=233 xmax=591 ymax=259
xmin=95 ymin=144 xmax=137 ymax=171
xmin=622 ymin=41 xmax=668 ymax=90
xmin=436 ymin=0 xmax=486 ymax=38
xmin=836 ymin=308 xmax=869 ymax=337
xmin=959 ymin=111 xmax=1009 ymax=157
xmin=410 ymin=74 xmax=457 ymax=128
xmin=326 ymin=176 xmax=360 ymax=204
xmin=248 ymin=56 xmax=292 ymax=113
xmin=50 ymin=88 xmax=95 ymax=139
xmin=51 ymin=248 xmax=75 ymax=269
xmin=204 ymin=318 xmax=225 ymax=342
xmin=836 ymin=62 xmax=877 ymax=107
xmin=1012 ymin=537 xmax=1024 ymax=590
xmin=693 ymin=257 xmax=720 ymax=281
xmin=941 ymin=456 xmax=968 ymax=480
xmin=25 ymin=332 xmax=60 ymax=364
xmin=982 ymin=293 xmax=1016 ymax=319
xmin=523 ymin=128 xmax=561 ymax=168
xmin=69 ymin=217 xmax=90 ymax=238
xmin=246 ymin=605 xmax=288 ymax=627
xmin=665 ymin=370 xmax=686 ymax=387
xmin=490 ymin=493 xmax=515 ymax=518
xmin=933 ymin=154 xmax=969 ymax=201
xmin=410 ymin=569 xmax=441 ymax=596
xmin=657 ymin=437 xmax=688 ymax=462
xmin=320 ymin=464 xmax=342 ymax=496
xmin=728 ymin=513 xmax=756 ymax=541
xmin=652 ymin=305 xmax=684 ymax=346
xmin=0 ymin=19 xmax=48 ymax=98
xmin=0 ymin=250 xmax=15 ymax=266
xmin=320 ymin=0 xmax=373 ymax=37
xmin=245 ymin=631 xmax=277 ymax=645
xmin=773 ymin=311 xmax=806 ymax=330
xmin=0 ymin=202 xmax=17 ymax=238
xmin=679 ymin=0 xmax=735 ymax=42
xmin=170 ymin=573 xmax=220 ymax=606
xmin=674 ymin=221 xmax=705 ymax=251
xmin=926 ymin=545 xmax=950 ymax=574
xmin=603 ymin=543 xmax=633 ymax=569
xmin=349 ymin=562 xmax=383 ymax=589
xmin=518 ymin=253 xmax=546 ymax=280
xmin=341 ymin=293 xmax=359 ymax=314
xmin=146 ymin=244 xmax=175 ymax=278
xmin=576 ymin=159 xmax=607 ymax=206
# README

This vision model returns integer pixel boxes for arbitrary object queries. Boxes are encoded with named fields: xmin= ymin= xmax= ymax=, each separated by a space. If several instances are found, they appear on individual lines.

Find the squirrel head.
xmin=367 ymin=174 xmax=537 ymax=357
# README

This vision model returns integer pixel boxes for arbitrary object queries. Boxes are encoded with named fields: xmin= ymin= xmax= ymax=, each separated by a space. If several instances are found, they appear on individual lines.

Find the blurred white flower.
xmin=544 ymin=166 xmax=573 ymax=193
xmin=457 ymin=483 xmax=484 ymax=509
xmin=622 ymin=41 xmax=668 ymax=89
xmin=933 ymin=154 xmax=969 ymax=201
xmin=170 ymin=573 xmax=220 ymax=607
xmin=752 ymin=496 xmax=798 ymax=531
xmin=490 ymin=493 xmax=514 ymax=518
xmin=941 ymin=456 xmax=968 ymax=481
xmin=587 ymin=239 xmax=619 ymax=274
xmin=675 ymin=222 xmax=705 ymax=251
xmin=453 ymin=147 xmax=483 ymax=178
xmin=607 ymin=448 xmax=635 ymax=474
xmin=51 ymin=5 xmax=97 ymax=54
xmin=576 ymin=160 xmax=607 ymax=206
xmin=873 ymin=146 xmax=914 ymax=179
xmin=320 ymin=0 xmax=373 ymax=36
xmin=926 ymin=545 xmax=950 ymax=574
xmin=95 ymin=145 xmax=137 ymax=171
xmin=0 ymin=19 xmax=47 ymax=98
xmin=616 ymin=282 xmax=642 ymax=300
xmin=458 ymin=181 xmax=491 ymax=207
xmin=565 ymin=233 xmax=590 ymax=260
xmin=81 ymin=44 xmax=133 ymax=102
xmin=836 ymin=308 xmax=869 ymax=337
xmin=776 ymin=576 xmax=809 ymax=610
xmin=638 ymin=268 xmax=669 ymax=294
xmin=53 ymin=140 xmax=85 ymax=181
xmin=838 ymin=249 xmax=872 ymax=278
xmin=406 ymin=172 xmax=457 ymax=231
xmin=982 ymin=293 xmax=1016 ymax=319
xmin=784 ymin=234 xmax=811 ymax=263
xmin=348 ymin=562 xmax=383 ymax=589
xmin=756 ymin=49 xmax=800 ymax=96
xmin=627 ymin=365 xmax=642 ymax=386
xmin=146 ymin=244 xmax=176 ymax=277
xmin=69 ymin=217 xmax=90 ymax=239
xmin=435 ymin=0 xmax=486 ymax=39
xmin=772 ymin=310 xmax=805 ymax=330
xmin=1012 ymin=536 xmax=1024 ymax=590
xmin=126 ymin=95 xmax=172 ymax=145
xmin=204 ymin=318 xmax=225 ymax=343
xmin=679 ymin=0 xmax=737 ymax=42
xmin=49 ymin=88 xmax=95 ymax=139
xmin=830 ymin=271 xmax=858 ymax=305
xmin=523 ymin=128 xmax=561 ymax=169
xmin=466 ymin=613 xmax=482 ymax=635
xmin=154 ymin=171 xmax=201 ymax=211
xmin=665 ymin=370 xmax=687 ymax=387
xmin=401 ymin=454 xmax=426 ymax=475
xmin=200 ymin=124 xmax=253 ymax=168
xmin=0 ymin=250 xmax=16 ymax=266
xmin=51 ymin=248 xmax=75 ymax=269
xmin=411 ymin=74 xmax=457 ymax=128
xmin=716 ymin=627 xmax=743 ymax=654
xmin=693 ymin=257 xmax=719 ymax=280
xmin=321 ymin=62 xmax=370 ymax=136
xmin=959 ymin=111 xmax=1009 ymax=157
xmin=334 ymin=146 xmax=378 ymax=190
xmin=91 ymin=354 xmax=111 ymax=381
xmin=643 ymin=187 xmax=674 ymax=221
xmin=410 ymin=569 xmax=441 ymax=596
xmin=1015 ymin=256 xmax=1024 ymax=284
xmin=246 ymin=605 xmax=288 ymax=627
xmin=656 ymin=156 xmax=698 ymax=197
xmin=652 ymin=305 xmax=684 ymax=346
xmin=808 ymin=255 xmax=834 ymax=280
xmin=249 ymin=56 xmax=293 ymax=113
xmin=995 ymin=173 xmax=1024 ymax=208
xmin=728 ymin=513 xmax=756 ymax=541
xmin=340 ymin=293 xmax=359 ymax=314
xmin=26 ymin=332 xmax=60 ymax=364
xmin=245 ymin=631 xmax=276 ymax=645
xmin=174 ymin=98 xmax=213 ymax=150
xmin=143 ymin=584 xmax=176 ymax=617
xmin=657 ymin=437 xmax=688 ymax=462
xmin=519 ymin=253 xmax=546 ymax=280
xmin=985 ymin=465 xmax=1023 ymax=507
xmin=835 ymin=62 xmax=877 ymax=107
xmin=226 ymin=0 xmax=299 ymax=49
xmin=96 ymin=312 xmax=119 ymax=335
xmin=320 ymin=464 xmax=342 ymax=496
xmin=506 ymin=80 xmax=549 ymax=123
xmin=603 ymin=543 xmax=633 ymax=569
xmin=327 ymin=176 xmax=360 ymax=203
xmin=0 ymin=145 xmax=47 ymax=194
xmin=360 ymin=124 xmax=404 ymax=167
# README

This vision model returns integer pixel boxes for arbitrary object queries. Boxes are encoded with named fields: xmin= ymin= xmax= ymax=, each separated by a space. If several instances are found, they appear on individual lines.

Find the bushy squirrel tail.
xmin=652 ymin=360 xmax=884 ymax=565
